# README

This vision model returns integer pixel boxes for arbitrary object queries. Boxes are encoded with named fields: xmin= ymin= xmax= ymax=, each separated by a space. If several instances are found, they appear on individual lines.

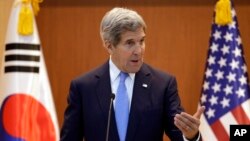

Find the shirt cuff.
xmin=183 ymin=132 xmax=201 ymax=141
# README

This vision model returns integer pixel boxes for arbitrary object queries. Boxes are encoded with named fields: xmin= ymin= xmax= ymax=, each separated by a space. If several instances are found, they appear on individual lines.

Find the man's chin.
xmin=127 ymin=66 xmax=142 ymax=73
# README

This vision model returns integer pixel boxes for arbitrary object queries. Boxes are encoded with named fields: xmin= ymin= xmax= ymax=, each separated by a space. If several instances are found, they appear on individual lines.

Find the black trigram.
xmin=4 ymin=43 xmax=40 ymax=73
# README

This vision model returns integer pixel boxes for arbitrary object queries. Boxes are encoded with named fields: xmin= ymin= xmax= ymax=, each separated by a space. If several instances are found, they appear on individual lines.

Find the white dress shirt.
xmin=109 ymin=59 xmax=135 ymax=110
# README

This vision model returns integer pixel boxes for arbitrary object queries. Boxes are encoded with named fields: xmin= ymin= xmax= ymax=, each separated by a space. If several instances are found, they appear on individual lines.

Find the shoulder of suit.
xmin=142 ymin=63 xmax=176 ymax=79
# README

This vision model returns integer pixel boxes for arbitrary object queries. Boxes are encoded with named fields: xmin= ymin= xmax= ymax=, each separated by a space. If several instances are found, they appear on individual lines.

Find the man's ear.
xmin=104 ymin=41 xmax=113 ymax=54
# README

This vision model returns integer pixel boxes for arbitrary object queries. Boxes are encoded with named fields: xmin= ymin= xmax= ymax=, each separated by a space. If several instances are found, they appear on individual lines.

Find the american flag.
xmin=199 ymin=1 xmax=250 ymax=141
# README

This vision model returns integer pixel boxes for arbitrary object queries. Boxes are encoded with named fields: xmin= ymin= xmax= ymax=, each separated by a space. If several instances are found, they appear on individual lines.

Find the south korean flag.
xmin=0 ymin=1 xmax=59 ymax=141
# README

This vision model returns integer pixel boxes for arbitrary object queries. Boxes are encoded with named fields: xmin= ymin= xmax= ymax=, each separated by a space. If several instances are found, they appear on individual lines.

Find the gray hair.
xmin=100 ymin=7 xmax=146 ymax=46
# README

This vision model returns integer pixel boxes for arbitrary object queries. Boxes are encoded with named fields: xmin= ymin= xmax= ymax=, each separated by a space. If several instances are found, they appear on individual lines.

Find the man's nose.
xmin=133 ymin=44 xmax=144 ymax=54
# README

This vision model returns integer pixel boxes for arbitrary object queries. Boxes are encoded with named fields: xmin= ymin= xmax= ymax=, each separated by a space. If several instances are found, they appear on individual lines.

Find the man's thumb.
xmin=193 ymin=106 xmax=205 ymax=119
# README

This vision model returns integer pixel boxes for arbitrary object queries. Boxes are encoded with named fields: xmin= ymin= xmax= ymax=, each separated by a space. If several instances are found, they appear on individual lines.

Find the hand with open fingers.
xmin=174 ymin=106 xmax=205 ymax=140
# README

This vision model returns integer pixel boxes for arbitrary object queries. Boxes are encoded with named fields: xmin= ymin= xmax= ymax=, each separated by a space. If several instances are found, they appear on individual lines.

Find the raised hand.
xmin=174 ymin=106 xmax=205 ymax=140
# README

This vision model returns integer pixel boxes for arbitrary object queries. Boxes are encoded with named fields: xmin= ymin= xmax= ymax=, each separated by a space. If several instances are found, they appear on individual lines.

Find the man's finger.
xmin=193 ymin=106 xmax=205 ymax=119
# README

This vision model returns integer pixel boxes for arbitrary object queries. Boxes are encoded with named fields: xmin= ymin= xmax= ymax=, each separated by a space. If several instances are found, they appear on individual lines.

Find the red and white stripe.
xmin=199 ymin=99 xmax=250 ymax=141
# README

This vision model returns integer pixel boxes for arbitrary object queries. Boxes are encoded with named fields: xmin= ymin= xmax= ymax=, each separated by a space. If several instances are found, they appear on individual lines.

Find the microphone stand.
xmin=105 ymin=94 xmax=115 ymax=141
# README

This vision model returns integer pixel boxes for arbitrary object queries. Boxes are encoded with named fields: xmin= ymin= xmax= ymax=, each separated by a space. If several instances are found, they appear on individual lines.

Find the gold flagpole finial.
xmin=215 ymin=0 xmax=232 ymax=25
xmin=18 ymin=0 xmax=43 ymax=35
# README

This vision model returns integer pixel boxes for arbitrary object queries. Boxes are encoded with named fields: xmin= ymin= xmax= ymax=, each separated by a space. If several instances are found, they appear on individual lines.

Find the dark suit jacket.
xmin=60 ymin=61 xmax=185 ymax=141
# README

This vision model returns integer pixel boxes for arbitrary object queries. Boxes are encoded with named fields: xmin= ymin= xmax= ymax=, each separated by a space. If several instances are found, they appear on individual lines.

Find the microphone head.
xmin=111 ymin=93 xmax=115 ymax=100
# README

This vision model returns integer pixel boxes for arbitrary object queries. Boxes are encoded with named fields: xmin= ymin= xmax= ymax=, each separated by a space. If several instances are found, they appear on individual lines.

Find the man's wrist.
xmin=183 ymin=132 xmax=201 ymax=141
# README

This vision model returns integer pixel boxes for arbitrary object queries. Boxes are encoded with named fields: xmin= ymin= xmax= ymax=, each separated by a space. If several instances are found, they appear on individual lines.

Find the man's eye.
xmin=126 ymin=41 xmax=135 ymax=46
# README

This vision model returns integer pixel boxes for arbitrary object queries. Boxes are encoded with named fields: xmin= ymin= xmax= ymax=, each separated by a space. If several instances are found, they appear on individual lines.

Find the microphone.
xmin=105 ymin=93 xmax=115 ymax=141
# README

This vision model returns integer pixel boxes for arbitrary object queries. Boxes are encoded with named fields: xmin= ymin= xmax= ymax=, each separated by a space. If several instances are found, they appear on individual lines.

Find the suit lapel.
xmin=95 ymin=62 xmax=112 ymax=118
xmin=95 ymin=61 xmax=119 ymax=140
xmin=126 ymin=64 xmax=152 ymax=141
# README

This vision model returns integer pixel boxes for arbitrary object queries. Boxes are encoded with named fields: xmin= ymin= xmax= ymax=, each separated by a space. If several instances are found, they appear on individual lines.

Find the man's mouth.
xmin=131 ymin=59 xmax=139 ymax=63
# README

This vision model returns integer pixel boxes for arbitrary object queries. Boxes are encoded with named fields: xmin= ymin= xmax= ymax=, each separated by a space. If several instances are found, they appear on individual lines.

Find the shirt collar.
xmin=109 ymin=58 xmax=135 ymax=82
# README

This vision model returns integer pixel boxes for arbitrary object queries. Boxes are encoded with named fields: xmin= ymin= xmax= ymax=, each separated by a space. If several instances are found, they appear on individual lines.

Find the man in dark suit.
xmin=60 ymin=7 xmax=205 ymax=141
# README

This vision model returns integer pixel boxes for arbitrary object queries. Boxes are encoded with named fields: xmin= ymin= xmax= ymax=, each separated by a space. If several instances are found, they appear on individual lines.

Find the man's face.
xmin=108 ymin=27 xmax=146 ymax=73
